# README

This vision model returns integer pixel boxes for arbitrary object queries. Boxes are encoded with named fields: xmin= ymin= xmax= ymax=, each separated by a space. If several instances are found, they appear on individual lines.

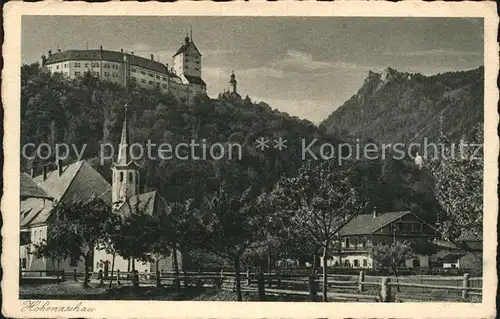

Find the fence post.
xmin=61 ymin=269 xmax=65 ymax=281
xmin=358 ymin=270 xmax=364 ymax=293
xmin=257 ymin=272 xmax=266 ymax=301
xmin=380 ymin=277 xmax=391 ymax=302
xmin=196 ymin=269 xmax=202 ymax=290
xmin=309 ymin=274 xmax=317 ymax=301
xmin=462 ymin=273 xmax=470 ymax=300
xmin=73 ymin=269 xmax=77 ymax=281
xmin=246 ymin=270 xmax=251 ymax=285
xmin=268 ymin=271 xmax=273 ymax=288
xmin=184 ymin=270 xmax=188 ymax=289
xmin=117 ymin=269 xmax=121 ymax=285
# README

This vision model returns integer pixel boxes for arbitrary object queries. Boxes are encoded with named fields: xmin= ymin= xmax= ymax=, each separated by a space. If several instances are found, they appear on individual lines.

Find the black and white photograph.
xmin=2 ymin=2 xmax=498 ymax=318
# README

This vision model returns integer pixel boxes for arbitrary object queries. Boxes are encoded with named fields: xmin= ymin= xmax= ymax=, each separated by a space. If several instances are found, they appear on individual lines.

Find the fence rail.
xmin=21 ymin=268 xmax=482 ymax=302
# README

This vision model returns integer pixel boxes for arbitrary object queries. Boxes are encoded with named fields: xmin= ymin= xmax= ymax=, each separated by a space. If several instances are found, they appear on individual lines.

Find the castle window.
xmin=119 ymin=172 xmax=123 ymax=182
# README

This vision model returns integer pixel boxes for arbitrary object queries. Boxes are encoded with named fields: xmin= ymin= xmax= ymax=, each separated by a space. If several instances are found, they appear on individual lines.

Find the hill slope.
xmin=320 ymin=67 xmax=484 ymax=144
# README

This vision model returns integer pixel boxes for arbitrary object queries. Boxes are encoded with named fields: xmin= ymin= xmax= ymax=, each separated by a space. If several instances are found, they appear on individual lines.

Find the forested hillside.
xmin=21 ymin=63 xmax=439 ymax=222
xmin=321 ymin=67 xmax=484 ymax=145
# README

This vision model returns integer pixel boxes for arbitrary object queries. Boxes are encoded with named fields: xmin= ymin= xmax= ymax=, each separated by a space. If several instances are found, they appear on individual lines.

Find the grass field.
xmin=19 ymin=281 xmax=310 ymax=301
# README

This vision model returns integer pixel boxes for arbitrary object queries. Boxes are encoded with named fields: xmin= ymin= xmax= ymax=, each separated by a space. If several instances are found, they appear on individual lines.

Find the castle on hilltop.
xmin=41 ymin=33 xmax=207 ymax=102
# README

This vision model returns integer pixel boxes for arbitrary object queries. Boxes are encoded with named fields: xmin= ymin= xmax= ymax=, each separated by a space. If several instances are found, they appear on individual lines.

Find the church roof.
xmin=114 ymin=190 xmax=168 ymax=218
xmin=44 ymin=49 xmax=169 ymax=74
xmin=23 ymin=161 xmax=111 ymax=227
xmin=20 ymin=173 xmax=52 ymax=199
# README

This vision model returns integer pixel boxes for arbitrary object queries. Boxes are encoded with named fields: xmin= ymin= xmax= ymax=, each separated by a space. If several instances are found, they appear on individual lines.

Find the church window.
xmin=119 ymin=172 xmax=123 ymax=182
xmin=129 ymin=172 xmax=133 ymax=183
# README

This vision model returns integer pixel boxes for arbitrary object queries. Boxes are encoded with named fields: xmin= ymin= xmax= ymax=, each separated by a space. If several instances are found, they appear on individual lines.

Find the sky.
xmin=22 ymin=16 xmax=483 ymax=123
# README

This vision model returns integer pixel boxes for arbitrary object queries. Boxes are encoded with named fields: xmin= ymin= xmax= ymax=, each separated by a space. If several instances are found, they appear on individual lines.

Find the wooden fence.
xmin=21 ymin=268 xmax=482 ymax=302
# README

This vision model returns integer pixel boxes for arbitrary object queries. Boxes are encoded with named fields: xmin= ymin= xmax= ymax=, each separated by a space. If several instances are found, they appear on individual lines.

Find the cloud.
xmin=383 ymin=49 xmax=482 ymax=57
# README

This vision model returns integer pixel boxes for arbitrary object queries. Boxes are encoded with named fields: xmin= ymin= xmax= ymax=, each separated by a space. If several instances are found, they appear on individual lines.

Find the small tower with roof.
xmin=229 ymin=70 xmax=237 ymax=94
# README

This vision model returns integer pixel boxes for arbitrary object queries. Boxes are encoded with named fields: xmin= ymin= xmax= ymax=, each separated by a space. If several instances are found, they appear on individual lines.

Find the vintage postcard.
xmin=2 ymin=1 xmax=498 ymax=318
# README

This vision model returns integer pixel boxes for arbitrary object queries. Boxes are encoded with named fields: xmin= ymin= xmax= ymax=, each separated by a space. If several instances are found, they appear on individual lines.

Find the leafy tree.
xmin=38 ymin=198 xmax=115 ymax=288
xmin=198 ymin=183 xmax=269 ymax=301
xmin=32 ymin=233 xmax=72 ymax=281
xmin=165 ymin=199 xmax=202 ymax=292
xmin=369 ymin=241 xmax=414 ymax=291
xmin=271 ymin=160 xmax=367 ymax=301
xmin=430 ymin=125 xmax=483 ymax=241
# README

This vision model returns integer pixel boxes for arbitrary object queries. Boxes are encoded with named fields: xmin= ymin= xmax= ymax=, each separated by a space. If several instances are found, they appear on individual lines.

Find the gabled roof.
xmin=173 ymin=41 xmax=202 ymax=57
xmin=44 ymin=49 xmax=169 ymax=74
xmin=20 ymin=173 xmax=52 ymax=199
xmin=338 ymin=211 xmax=411 ymax=236
xmin=24 ymin=161 xmax=111 ymax=226
xmin=114 ymin=190 xmax=167 ymax=218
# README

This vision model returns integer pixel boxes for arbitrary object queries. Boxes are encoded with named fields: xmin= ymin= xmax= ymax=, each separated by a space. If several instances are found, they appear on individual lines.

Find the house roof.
xmin=185 ymin=75 xmax=206 ymax=86
xmin=338 ymin=211 xmax=410 ymax=236
xmin=173 ymin=40 xmax=202 ymax=57
xmin=44 ymin=49 xmax=169 ymax=74
xmin=23 ymin=161 xmax=111 ymax=227
xmin=20 ymin=173 xmax=52 ymax=199
xmin=114 ymin=190 xmax=167 ymax=218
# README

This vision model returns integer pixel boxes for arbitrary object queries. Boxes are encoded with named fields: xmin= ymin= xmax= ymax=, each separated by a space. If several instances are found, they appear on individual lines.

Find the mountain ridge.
xmin=321 ymin=66 xmax=484 ymax=145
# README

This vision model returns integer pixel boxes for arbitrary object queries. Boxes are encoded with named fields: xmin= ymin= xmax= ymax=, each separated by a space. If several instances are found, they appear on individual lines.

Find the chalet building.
xmin=41 ymin=34 xmax=206 ymax=103
xmin=20 ymin=161 xmax=111 ymax=274
xmin=321 ymin=210 xmax=437 ymax=269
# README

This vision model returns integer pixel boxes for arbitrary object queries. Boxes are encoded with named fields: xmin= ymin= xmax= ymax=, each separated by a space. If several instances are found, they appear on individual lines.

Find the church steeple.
xmin=112 ymin=105 xmax=139 ymax=206
xmin=117 ymin=105 xmax=131 ymax=167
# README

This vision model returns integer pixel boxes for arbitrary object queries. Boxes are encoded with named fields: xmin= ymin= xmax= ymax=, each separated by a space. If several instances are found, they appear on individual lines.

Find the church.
xmin=20 ymin=109 xmax=181 ymax=276
xmin=93 ymin=109 xmax=181 ymax=274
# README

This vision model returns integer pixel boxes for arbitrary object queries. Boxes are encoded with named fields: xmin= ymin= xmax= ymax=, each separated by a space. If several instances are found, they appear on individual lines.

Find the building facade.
xmin=41 ymin=35 xmax=206 ymax=103
xmin=321 ymin=211 xmax=437 ymax=269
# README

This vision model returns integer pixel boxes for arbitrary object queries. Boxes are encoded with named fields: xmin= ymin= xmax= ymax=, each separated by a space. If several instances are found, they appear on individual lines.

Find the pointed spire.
xmin=116 ymin=104 xmax=131 ymax=166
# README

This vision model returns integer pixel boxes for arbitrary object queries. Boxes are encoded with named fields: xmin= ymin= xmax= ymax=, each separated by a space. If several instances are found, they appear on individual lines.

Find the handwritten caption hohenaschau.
xmin=21 ymin=300 xmax=95 ymax=313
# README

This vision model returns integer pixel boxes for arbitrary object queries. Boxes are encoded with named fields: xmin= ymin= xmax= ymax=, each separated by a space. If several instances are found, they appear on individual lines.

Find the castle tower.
xmin=229 ymin=71 xmax=237 ymax=94
xmin=112 ymin=105 xmax=140 ymax=206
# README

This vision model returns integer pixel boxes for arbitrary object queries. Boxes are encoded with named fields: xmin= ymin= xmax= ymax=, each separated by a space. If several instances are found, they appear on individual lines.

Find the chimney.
xmin=131 ymin=51 xmax=134 ymax=55
xmin=48 ymin=50 xmax=52 ymax=56
xmin=150 ymin=54 xmax=154 ymax=61
xmin=373 ymin=206 xmax=378 ymax=218
xmin=57 ymin=160 xmax=63 ymax=177
xmin=121 ymin=48 xmax=123 ymax=53
xmin=57 ymin=49 xmax=61 ymax=53
xmin=42 ymin=165 xmax=48 ymax=181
